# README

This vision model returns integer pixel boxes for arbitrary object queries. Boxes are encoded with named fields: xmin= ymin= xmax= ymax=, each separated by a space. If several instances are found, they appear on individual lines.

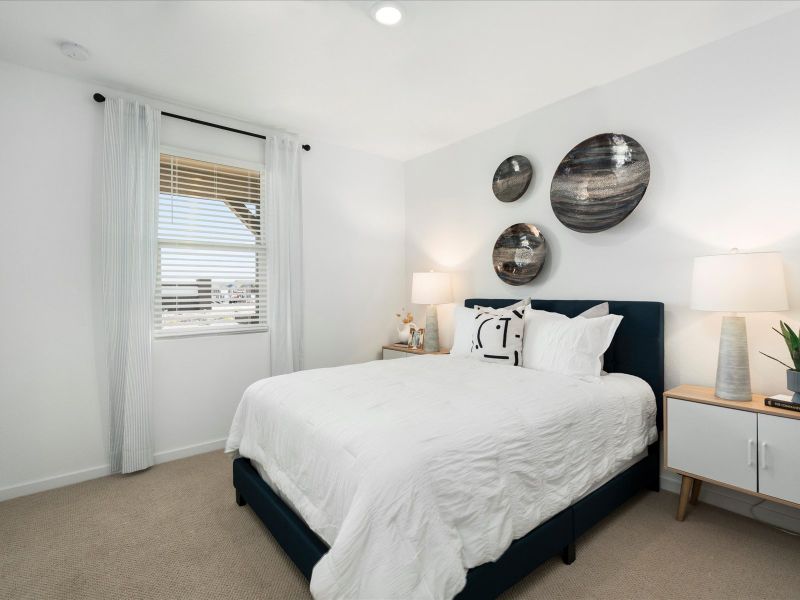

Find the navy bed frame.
xmin=232 ymin=299 xmax=664 ymax=599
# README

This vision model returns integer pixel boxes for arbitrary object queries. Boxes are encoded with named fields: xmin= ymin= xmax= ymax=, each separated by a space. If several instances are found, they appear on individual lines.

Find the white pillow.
xmin=474 ymin=297 xmax=530 ymax=312
xmin=451 ymin=306 xmax=478 ymax=356
xmin=521 ymin=310 xmax=622 ymax=377
xmin=470 ymin=306 xmax=526 ymax=366
xmin=578 ymin=302 xmax=609 ymax=319
xmin=453 ymin=301 xmax=608 ymax=357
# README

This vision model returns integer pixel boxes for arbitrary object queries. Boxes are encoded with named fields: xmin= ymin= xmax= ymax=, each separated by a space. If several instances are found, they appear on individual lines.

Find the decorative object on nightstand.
xmin=395 ymin=308 xmax=416 ymax=344
xmin=664 ymin=384 xmax=800 ymax=522
xmin=411 ymin=271 xmax=452 ymax=353
xmin=691 ymin=250 xmax=788 ymax=401
xmin=409 ymin=327 xmax=424 ymax=349
xmin=760 ymin=320 xmax=800 ymax=403
xmin=764 ymin=394 xmax=800 ymax=412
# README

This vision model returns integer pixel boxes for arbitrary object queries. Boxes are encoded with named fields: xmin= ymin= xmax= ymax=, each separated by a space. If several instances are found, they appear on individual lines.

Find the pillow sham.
xmin=578 ymin=302 xmax=609 ymax=319
xmin=452 ymin=301 xmax=608 ymax=357
xmin=474 ymin=297 xmax=530 ymax=312
xmin=451 ymin=299 xmax=530 ymax=356
xmin=451 ymin=306 xmax=478 ymax=356
xmin=521 ymin=310 xmax=622 ymax=377
xmin=470 ymin=306 xmax=526 ymax=366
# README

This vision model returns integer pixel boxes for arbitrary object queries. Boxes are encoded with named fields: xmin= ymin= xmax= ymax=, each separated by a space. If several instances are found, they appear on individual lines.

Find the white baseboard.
xmin=0 ymin=437 xmax=227 ymax=502
xmin=0 ymin=464 xmax=112 ymax=503
xmin=153 ymin=437 xmax=226 ymax=464
xmin=660 ymin=471 xmax=800 ymax=533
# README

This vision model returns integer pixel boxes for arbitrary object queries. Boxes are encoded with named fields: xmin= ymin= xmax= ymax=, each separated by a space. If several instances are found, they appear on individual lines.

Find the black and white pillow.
xmin=471 ymin=306 xmax=526 ymax=366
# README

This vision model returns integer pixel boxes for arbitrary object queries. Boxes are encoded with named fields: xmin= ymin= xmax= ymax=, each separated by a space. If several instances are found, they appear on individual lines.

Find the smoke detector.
xmin=60 ymin=41 xmax=90 ymax=61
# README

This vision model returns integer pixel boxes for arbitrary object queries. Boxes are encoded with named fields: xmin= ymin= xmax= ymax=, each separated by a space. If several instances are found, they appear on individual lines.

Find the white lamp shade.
xmin=411 ymin=272 xmax=452 ymax=305
xmin=691 ymin=251 xmax=788 ymax=312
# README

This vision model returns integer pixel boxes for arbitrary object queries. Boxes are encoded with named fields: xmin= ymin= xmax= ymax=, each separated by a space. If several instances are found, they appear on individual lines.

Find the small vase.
xmin=397 ymin=322 xmax=415 ymax=344
xmin=788 ymin=369 xmax=800 ymax=403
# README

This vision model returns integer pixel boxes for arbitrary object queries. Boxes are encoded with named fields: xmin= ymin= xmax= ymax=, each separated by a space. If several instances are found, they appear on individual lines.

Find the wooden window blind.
xmin=155 ymin=153 xmax=266 ymax=336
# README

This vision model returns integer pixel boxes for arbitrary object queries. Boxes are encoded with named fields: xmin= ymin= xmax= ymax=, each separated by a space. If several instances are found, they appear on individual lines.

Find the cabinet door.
xmin=382 ymin=349 xmax=410 ymax=360
xmin=667 ymin=398 xmax=757 ymax=492
xmin=758 ymin=414 xmax=800 ymax=504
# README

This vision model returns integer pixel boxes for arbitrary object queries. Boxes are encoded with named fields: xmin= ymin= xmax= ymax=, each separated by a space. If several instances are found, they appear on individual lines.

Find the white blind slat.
xmin=155 ymin=153 xmax=266 ymax=335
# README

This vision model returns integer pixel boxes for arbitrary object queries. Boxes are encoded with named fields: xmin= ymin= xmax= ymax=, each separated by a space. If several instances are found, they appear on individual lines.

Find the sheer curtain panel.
xmin=266 ymin=135 xmax=304 ymax=376
xmin=102 ymin=98 xmax=160 ymax=473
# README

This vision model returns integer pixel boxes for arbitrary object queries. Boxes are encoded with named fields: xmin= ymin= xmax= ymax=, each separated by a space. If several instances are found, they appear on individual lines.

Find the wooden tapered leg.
xmin=676 ymin=475 xmax=692 ymax=521
xmin=689 ymin=479 xmax=702 ymax=505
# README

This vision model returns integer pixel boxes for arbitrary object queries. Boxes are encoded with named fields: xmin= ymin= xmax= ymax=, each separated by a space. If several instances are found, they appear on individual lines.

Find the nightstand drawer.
xmin=666 ymin=397 xmax=757 ymax=492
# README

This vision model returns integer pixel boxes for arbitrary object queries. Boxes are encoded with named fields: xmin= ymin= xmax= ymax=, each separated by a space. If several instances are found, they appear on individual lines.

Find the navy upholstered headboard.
xmin=465 ymin=299 xmax=665 ymax=429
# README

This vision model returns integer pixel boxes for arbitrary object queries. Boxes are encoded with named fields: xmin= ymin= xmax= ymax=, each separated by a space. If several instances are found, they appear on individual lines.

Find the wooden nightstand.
xmin=381 ymin=344 xmax=449 ymax=360
xmin=664 ymin=384 xmax=800 ymax=521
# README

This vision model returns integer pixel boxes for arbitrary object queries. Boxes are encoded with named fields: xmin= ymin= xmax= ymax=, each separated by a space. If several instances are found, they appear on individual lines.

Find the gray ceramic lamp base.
xmin=715 ymin=315 xmax=752 ymax=401
xmin=423 ymin=304 xmax=439 ymax=353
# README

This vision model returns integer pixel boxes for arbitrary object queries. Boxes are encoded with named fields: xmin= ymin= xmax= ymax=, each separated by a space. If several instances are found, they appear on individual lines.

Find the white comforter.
xmin=225 ymin=355 xmax=656 ymax=600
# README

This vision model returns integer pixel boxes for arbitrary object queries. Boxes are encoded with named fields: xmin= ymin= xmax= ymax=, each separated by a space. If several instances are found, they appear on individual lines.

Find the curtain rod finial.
xmin=93 ymin=93 xmax=106 ymax=103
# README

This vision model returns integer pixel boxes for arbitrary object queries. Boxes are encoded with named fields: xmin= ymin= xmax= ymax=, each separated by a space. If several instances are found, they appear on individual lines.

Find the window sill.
xmin=153 ymin=326 xmax=269 ymax=341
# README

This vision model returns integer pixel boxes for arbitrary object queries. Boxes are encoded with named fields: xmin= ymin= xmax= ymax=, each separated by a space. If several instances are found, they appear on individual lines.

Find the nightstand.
xmin=664 ymin=384 xmax=800 ymax=521
xmin=381 ymin=344 xmax=449 ymax=360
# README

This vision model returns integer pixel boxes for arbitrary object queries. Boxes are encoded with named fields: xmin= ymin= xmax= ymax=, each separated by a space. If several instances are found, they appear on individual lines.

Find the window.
xmin=155 ymin=152 xmax=266 ymax=336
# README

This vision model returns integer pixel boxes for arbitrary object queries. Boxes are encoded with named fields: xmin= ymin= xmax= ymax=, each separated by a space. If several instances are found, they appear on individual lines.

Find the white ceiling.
xmin=0 ymin=1 xmax=796 ymax=160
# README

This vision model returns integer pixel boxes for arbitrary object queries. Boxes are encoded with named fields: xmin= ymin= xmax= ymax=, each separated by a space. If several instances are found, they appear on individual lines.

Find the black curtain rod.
xmin=93 ymin=93 xmax=310 ymax=151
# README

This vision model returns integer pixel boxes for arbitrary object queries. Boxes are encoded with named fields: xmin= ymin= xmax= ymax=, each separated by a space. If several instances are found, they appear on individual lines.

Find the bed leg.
xmin=561 ymin=542 xmax=575 ymax=565
xmin=235 ymin=489 xmax=246 ymax=507
xmin=646 ymin=442 xmax=661 ymax=492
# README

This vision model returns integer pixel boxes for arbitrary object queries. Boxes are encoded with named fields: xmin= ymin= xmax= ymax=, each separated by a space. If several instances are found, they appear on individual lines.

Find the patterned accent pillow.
xmin=471 ymin=306 xmax=526 ymax=366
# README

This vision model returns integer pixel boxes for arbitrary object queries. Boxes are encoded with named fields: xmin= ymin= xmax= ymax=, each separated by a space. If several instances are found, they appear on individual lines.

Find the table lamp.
xmin=691 ymin=250 xmax=788 ymax=401
xmin=411 ymin=271 xmax=452 ymax=352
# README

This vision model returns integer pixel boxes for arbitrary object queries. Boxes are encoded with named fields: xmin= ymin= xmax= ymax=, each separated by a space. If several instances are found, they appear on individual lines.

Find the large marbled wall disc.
xmin=492 ymin=223 xmax=547 ymax=285
xmin=550 ymin=133 xmax=649 ymax=233
xmin=492 ymin=155 xmax=533 ymax=202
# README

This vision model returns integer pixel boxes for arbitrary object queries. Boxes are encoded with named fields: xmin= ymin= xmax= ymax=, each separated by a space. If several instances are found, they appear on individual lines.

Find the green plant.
xmin=760 ymin=320 xmax=800 ymax=371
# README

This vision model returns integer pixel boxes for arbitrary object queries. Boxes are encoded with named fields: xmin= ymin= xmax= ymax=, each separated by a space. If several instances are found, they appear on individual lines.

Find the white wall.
xmin=0 ymin=62 xmax=107 ymax=495
xmin=404 ymin=14 xmax=800 ymax=528
xmin=405 ymin=13 xmax=800 ymax=398
xmin=302 ymin=140 xmax=405 ymax=368
xmin=0 ymin=60 xmax=405 ymax=498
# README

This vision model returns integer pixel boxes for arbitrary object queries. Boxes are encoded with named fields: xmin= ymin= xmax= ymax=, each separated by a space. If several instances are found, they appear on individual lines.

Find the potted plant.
xmin=760 ymin=321 xmax=800 ymax=403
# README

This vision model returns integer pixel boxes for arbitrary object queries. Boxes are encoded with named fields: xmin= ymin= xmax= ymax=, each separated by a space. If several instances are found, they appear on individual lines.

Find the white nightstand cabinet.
xmin=664 ymin=385 xmax=800 ymax=520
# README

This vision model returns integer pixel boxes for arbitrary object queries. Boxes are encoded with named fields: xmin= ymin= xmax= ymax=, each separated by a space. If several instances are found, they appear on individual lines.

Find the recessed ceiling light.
xmin=60 ymin=41 xmax=90 ymax=61
xmin=371 ymin=2 xmax=403 ymax=26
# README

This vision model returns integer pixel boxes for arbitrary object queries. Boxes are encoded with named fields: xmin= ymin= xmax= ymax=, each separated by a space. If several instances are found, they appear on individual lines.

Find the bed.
xmin=228 ymin=299 xmax=664 ymax=599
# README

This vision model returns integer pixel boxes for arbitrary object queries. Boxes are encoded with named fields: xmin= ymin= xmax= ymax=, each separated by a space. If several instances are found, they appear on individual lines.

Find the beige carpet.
xmin=1 ymin=452 xmax=798 ymax=600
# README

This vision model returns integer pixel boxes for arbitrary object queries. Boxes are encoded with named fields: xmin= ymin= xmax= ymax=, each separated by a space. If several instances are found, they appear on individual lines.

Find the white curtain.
xmin=266 ymin=135 xmax=304 ymax=376
xmin=101 ymin=98 xmax=159 ymax=474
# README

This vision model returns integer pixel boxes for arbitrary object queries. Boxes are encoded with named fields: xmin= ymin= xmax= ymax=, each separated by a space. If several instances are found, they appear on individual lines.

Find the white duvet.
xmin=225 ymin=355 xmax=657 ymax=600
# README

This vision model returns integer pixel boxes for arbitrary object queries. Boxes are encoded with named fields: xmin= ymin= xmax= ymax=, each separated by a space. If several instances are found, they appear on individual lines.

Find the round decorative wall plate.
xmin=550 ymin=133 xmax=650 ymax=233
xmin=492 ymin=223 xmax=547 ymax=285
xmin=492 ymin=155 xmax=533 ymax=202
